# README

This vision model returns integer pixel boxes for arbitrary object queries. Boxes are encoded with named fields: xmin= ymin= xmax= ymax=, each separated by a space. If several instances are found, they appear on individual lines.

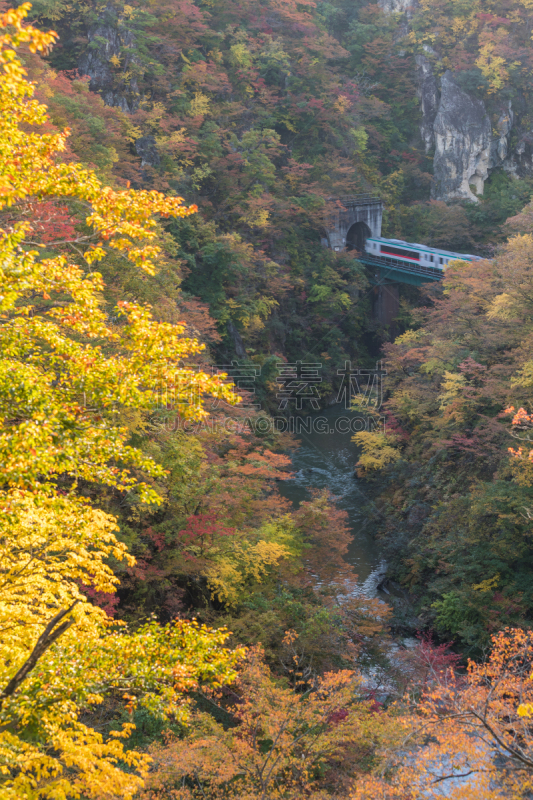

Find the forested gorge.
xmin=3 ymin=0 xmax=533 ymax=797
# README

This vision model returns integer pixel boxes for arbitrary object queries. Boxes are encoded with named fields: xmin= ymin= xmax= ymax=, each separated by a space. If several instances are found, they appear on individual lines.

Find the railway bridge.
xmin=323 ymin=195 xmax=442 ymax=327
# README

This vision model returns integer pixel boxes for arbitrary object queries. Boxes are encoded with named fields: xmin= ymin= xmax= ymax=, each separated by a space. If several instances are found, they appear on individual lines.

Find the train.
xmin=364 ymin=237 xmax=482 ymax=270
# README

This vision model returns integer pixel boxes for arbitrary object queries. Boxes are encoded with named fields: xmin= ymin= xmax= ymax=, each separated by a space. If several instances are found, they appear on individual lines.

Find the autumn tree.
xmin=351 ymin=628 xmax=533 ymax=800
xmin=353 ymin=229 xmax=533 ymax=650
xmin=0 ymin=6 xmax=244 ymax=797
xmin=141 ymin=643 xmax=402 ymax=800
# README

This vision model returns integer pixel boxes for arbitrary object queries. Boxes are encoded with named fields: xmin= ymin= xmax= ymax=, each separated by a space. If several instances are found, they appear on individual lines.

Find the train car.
xmin=364 ymin=237 xmax=481 ymax=270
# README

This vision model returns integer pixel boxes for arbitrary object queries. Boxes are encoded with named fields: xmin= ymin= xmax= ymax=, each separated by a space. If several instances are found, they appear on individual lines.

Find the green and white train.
xmin=364 ymin=237 xmax=481 ymax=270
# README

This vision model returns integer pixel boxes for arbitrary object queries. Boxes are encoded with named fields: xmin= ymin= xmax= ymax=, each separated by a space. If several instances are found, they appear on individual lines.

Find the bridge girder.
xmin=360 ymin=258 xmax=442 ymax=287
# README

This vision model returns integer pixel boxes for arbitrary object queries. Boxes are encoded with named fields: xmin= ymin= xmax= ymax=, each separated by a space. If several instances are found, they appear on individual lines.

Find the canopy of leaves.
xmin=0 ymin=7 xmax=243 ymax=796
xmin=358 ymin=225 xmax=533 ymax=651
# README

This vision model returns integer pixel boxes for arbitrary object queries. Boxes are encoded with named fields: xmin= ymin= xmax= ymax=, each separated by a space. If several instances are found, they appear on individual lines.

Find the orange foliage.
xmin=352 ymin=629 xmax=533 ymax=800
xmin=141 ymin=644 xmax=400 ymax=800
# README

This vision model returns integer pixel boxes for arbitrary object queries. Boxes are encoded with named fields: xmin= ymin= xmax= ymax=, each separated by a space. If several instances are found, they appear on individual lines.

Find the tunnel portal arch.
xmin=346 ymin=221 xmax=371 ymax=253
xmin=324 ymin=196 xmax=383 ymax=252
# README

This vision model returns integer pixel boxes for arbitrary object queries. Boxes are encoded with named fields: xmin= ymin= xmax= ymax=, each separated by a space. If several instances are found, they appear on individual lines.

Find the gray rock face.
xmin=227 ymin=321 xmax=246 ymax=359
xmin=378 ymin=0 xmax=414 ymax=12
xmin=135 ymin=135 xmax=160 ymax=168
xmin=490 ymin=103 xmax=513 ymax=168
xmin=415 ymin=54 xmax=439 ymax=152
xmin=511 ymin=132 xmax=533 ymax=176
xmin=490 ymin=100 xmax=533 ymax=178
xmin=432 ymin=71 xmax=491 ymax=202
xmin=78 ymin=6 xmax=139 ymax=113
xmin=416 ymin=62 xmax=533 ymax=198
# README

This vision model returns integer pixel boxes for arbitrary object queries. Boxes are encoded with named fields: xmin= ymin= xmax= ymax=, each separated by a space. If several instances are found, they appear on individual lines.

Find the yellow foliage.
xmin=0 ymin=493 xmax=126 ymax=647
xmin=229 ymin=42 xmax=253 ymax=68
xmin=243 ymin=312 xmax=266 ymax=334
xmin=241 ymin=205 xmax=271 ymax=229
xmin=204 ymin=517 xmax=301 ymax=607
xmin=472 ymin=574 xmax=500 ymax=593
xmin=350 ymin=126 xmax=368 ymax=153
xmin=486 ymin=292 xmax=519 ymax=320
xmin=353 ymin=430 xmax=401 ymax=475
xmin=476 ymin=37 xmax=509 ymax=92
xmin=206 ymin=540 xmax=287 ymax=606
xmin=190 ymin=164 xmax=212 ymax=188
xmin=438 ymin=370 xmax=467 ymax=410
xmin=334 ymin=93 xmax=350 ymax=113
xmin=0 ymin=7 xmax=243 ymax=797
xmin=124 ymin=121 xmax=144 ymax=143
xmin=188 ymin=91 xmax=212 ymax=117
xmin=394 ymin=328 xmax=427 ymax=346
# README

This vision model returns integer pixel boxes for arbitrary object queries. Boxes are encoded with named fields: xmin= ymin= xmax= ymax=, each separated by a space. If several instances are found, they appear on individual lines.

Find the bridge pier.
xmin=373 ymin=282 xmax=400 ymax=328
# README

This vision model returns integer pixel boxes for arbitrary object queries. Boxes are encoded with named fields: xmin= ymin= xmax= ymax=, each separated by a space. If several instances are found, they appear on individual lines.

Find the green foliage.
xmin=22 ymin=0 xmax=533 ymax=681
xmin=14 ymin=0 xmax=533 ymax=796
xmin=365 ymin=229 xmax=533 ymax=652
xmin=465 ymin=170 xmax=533 ymax=240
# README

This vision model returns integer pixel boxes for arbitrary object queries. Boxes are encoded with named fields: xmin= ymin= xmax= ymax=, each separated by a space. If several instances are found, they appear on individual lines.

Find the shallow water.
xmin=278 ymin=405 xmax=384 ymax=584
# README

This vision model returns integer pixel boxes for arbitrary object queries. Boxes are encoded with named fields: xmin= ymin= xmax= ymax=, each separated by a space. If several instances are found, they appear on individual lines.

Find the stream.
xmin=277 ymin=404 xmax=387 ymax=595
xmin=278 ymin=417 xmax=487 ymax=798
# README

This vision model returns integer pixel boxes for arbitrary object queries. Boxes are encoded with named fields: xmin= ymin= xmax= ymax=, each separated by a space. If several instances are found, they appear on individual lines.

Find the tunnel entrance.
xmin=346 ymin=221 xmax=371 ymax=253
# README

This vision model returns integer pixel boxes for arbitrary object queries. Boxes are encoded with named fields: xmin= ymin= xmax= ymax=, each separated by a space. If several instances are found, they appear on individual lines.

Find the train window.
xmin=430 ymin=255 xmax=434 ymax=263
xmin=439 ymin=257 xmax=443 ymax=265
xmin=380 ymin=244 xmax=420 ymax=261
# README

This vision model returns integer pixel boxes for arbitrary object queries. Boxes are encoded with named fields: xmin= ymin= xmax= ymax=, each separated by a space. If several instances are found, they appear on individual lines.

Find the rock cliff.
xmin=78 ymin=5 xmax=139 ymax=113
xmin=414 ymin=62 xmax=533 ymax=200
xmin=431 ymin=71 xmax=491 ymax=202
xmin=134 ymin=135 xmax=160 ymax=168
xmin=490 ymin=103 xmax=513 ymax=169
xmin=415 ymin=54 xmax=439 ymax=154
xmin=378 ymin=0 xmax=415 ymax=13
